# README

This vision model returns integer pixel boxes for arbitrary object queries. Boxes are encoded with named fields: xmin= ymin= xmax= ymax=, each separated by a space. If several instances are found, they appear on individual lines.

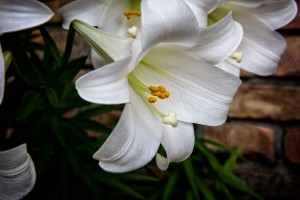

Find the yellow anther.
xmin=158 ymin=86 xmax=166 ymax=92
xmin=123 ymin=10 xmax=141 ymax=20
xmin=165 ymin=91 xmax=170 ymax=98
xmin=159 ymin=93 xmax=167 ymax=99
xmin=151 ymin=91 xmax=161 ymax=97
xmin=149 ymin=86 xmax=159 ymax=92
xmin=148 ymin=97 xmax=157 ymax=103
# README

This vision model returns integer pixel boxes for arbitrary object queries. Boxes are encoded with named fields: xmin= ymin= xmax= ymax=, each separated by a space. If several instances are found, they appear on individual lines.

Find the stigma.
xmin=229 ymin=51 xmax=243 ymax=63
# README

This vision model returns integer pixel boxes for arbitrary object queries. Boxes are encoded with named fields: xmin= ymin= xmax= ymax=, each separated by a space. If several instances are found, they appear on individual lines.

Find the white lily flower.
xmin=0 ymin=0 xmax=54 ymax=104
xmin=73 ymin=0 xmax=243 ymax=172
xmin=209 ymin=0 xmax=298 ymax=76
xmin=0 ymin=144 xmax=36 ymax=200
xmin=59 ymin=0 xmax=221 ymax=67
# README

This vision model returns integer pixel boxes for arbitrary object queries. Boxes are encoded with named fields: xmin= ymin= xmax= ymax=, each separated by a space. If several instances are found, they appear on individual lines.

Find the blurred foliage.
xmin=0 ymin=25 xmax=262 ymax=200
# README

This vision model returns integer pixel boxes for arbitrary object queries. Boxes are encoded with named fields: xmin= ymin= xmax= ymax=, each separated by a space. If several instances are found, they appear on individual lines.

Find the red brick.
xmin=274 ymin=36 xmax=300 ymax=76
xmin=203 ymin=123 xmax=276 ymax=162
xmin=229 ymin=84 xmax=300 ymax=121
xmin=285 ymin=129 xmax=300 ymax=164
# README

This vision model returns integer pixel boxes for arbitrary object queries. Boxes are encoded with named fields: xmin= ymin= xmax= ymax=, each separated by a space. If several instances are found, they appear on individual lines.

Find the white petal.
xmin=188 ymin=12 xmax=243 ymax=64
xmin=231 ymin=8 xmax=287 ymax=75
xmin=93 ymin=88 xmax=162 ymax=173
xmin=249 ymin=0 xmax=298 ymax=29
xmin=0 ymin=0 xmax=53 ymax=33
xmin=156 ymin=121 xmax=194 ymax=171
xmin=141 ymin=0 xmax=199 ymax=50
xmin=76 ymin=57 xmax=132 ymax=104
xmin=217 ymin=60 xmax=241 ymax=76
xmin=72 ymin=20 xmax=134 ymax=62
xmin=0 ymin=144 xmax=36 ymax=200
xmin=59 ymin=0 xmax=106 ymax=29
xmin=0 ymin=46 xmax=4 ymax=104
xmin=183 ymin=0 xmax=220 ymax=26
xmin=134 ymin=46 xmax=241 ymax=125
xmin=224 ymin=0 xmax=266 ymax=8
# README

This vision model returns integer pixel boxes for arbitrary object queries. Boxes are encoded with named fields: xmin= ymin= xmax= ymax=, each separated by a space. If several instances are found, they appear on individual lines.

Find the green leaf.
xmin=117 ymin=174 xmax=159 ymax=182
xmin=61 ymin=25 xmax=76 ymax=66
xmin=77 ymin=104 xmax=123 ymax=118
xmin=183 ymin=158 xmax=200 ymax=200
xmin=17 ymin=91 xmax=47 ymax=119
xmin=162 ymin=168 xmax=180 ymax=200
xmin=223 ymin=147 xmax=243 ymax=172
xmin=196 ymin=177 xmax=215 ymax=200
xmin=94 ymin=173 xmax=145 ymax=200
xmin=48 ymin=115 xmax=65 ymax=146
xmin=39 ymin=26 xmax=61 ymax=66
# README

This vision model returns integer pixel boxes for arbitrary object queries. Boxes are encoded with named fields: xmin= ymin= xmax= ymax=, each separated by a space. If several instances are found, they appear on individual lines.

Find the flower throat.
xmin=124 ymin=0 xmax=141 ymax=38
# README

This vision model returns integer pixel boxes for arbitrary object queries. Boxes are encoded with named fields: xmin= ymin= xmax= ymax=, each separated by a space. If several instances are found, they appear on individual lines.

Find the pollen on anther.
xmin=148 ymin=97 xmax=157 ymax=103
xmin=149 ymin=86 xmax=159 ymax=92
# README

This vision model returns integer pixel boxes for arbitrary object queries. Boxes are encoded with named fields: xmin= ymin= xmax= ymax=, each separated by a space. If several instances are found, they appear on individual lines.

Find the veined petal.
xmin=72 ymin=20 xmax=134 ymax=62
xmin=0 ymin=0 xmax=53 ymax=33
xmin=135 ymin=46 xmax=241 ymax=125
xmin=93 ymin=88 xmax=162 ymax=173
xmin=59 ymin=0 xmax=105 ymax=29
xmin=156 ymin=121 xmax=194 ymax=171
xmin=183 ymin=0 xmax=220 ymax=26
xmin=223 ymin=0 xmax=266 ymax=8
xmin=217 ymin=60 xmax=241 ymax=76
xmin=0 ymin=45 xmax=4 ymax=104
xmin=188 ymin=12 xmax=243 ymax=64
xmin=0 ymin=144 xmax=36 ymax=200
xmin=249 ymin=0 xmax=298 ymax=29
xmin=141 ymin=0 xmax=199 ymax=50
xmin=230 ymin=7 xmax=287 ymax=75
xmin=76 ymin=57 xmax=132 ymax=104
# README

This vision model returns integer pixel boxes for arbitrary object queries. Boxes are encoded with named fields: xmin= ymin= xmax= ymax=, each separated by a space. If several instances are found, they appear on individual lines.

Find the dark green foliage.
xmin=0 ymin=26 xmax=261 ymax=200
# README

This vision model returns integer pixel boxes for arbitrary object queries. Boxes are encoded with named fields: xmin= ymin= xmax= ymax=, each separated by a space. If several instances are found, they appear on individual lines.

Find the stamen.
xmin=123 ymin=10 xmax=141 ymax=20
xmin=148 ymin=97 xmax=157 ymax=103
xmin=148 ymin=85 xmax=170 ymax=100
xmin=229 ymin=51 xmax=243 ymax=63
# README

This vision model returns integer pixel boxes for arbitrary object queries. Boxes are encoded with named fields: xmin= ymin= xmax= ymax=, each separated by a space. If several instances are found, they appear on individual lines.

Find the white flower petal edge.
xmin=59 ymin=0 xmax=105 ymax=29
xmin=249 ymin=0 xmax=298 ymax=30
xmin=184 ymin=0 xmax=220 ymax=26
xmin=221 ymin=0 xmax=266 ymax=8
xmin=230 ymin=7 xmax=287 ymax=75
xmin=93 ymin=88 xmax=162 ymax=173
xmin=0 ymin=144 xmax=36 ymax=200
xmin=0 ymin=0 xmax=53 ymax=33
xmin=76 ymin=57 xmax=132 ymax=104
xmin=0 ymin=45 xmax=4 ymax=104
xmin=188 ymin=12 xmax=243 ymax=65
xmin=156 ymin=121 xmax=194 ymax=171
xmin=141 ymin=0 xmax=199 ymax=50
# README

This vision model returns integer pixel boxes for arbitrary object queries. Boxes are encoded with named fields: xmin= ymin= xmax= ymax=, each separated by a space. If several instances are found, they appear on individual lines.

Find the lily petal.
xmin=141 ymin=0 xmax=199 ymax=50
xmin=231 ymin=8 xmax=287 ymax=75
xmin=184 ymin=0 xmax=220 ymax=26
xmin=0 ymin=0 xmax=53 ymax=33
xmin=156 ymin=121 xmax=194 ymax=171
xmin=72 ymin=20 xmax=134 ymax=63
xmin=188 ymin=12 xmax=243 ymax=64
xmin=0 ymin=45 xmax=4 ymax=104
xmin=93 ymin=88 xmax=162 ymax=173
xmin=59 ymin=0 xmax=104 ymax=29
xmin=0 ymin=144 xmax=36 ymax=200
xmin=76 ymin=57 xmax=132 ymax=104
xmin=135 ymin=46 xmax=241 ymax=125
xmin=249 ymin=0 xmax=298 ymax=29
xmin=223 ymin=0 xmax=266 ymax=8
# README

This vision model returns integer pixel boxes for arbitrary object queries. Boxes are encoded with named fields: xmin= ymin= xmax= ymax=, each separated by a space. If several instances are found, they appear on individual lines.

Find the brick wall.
xmin=45 ymin=1 xmax=300 ymax=199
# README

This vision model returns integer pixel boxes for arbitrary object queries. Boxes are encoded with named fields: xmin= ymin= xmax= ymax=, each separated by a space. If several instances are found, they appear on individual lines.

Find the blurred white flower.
xmin=0 ymin=144 xmax=36 ymax=200
xmin=0 ymin=0 xmax=54 ymax=104
xmin=209 ymin=0 xmax=298 ymax=76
